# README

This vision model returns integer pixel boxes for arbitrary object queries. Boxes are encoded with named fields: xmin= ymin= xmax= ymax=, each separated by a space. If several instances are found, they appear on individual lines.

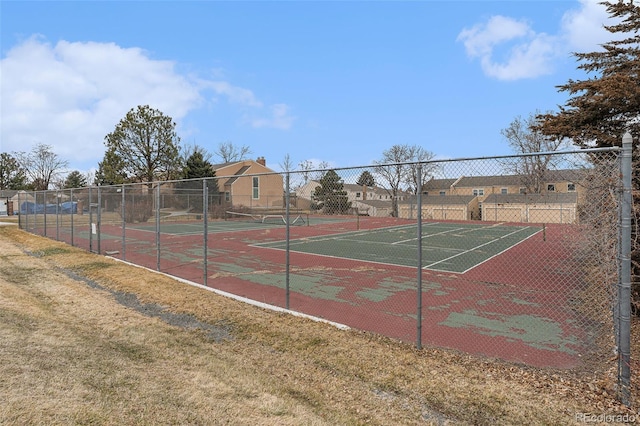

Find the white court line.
xmin=393 ymin=226 xmax=465 ymax=245
xmin=253 ymin=223 xmax=423 ymax=247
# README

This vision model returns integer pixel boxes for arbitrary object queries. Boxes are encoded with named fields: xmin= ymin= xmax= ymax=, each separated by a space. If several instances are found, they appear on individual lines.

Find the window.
xmin=423 ymin=191 xmax=429 ymax=196
xmin=568 ymin=183 xmax=576 ymax=192
xmin=547 ymin=184 xmax=556 ymax=192
xmin=356 ymin=192 xmax=361 ymax=198
xmin=519 ymin=187 xmax=527 ymax=194
xmin=472 ymin=188 xmax=484 ymax=196
xmin=439 ymin=191 xmax=446 ymax=196
xmin=501 ymin=188 xmax=508 ymax=194
xmin=225 ymin=191 xmax=230 ymax=202
xmin=252 ymin=177 xmax=259 ymax=199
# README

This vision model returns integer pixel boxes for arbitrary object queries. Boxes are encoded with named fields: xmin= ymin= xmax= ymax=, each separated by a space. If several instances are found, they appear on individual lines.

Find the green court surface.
xmin=254 ymin=222 xmax=541 ymax=273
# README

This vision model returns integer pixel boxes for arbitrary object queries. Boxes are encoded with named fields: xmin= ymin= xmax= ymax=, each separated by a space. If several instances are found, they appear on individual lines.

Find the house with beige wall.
xmin=398 ymin=195 xmax=478 ymax=221
xmin=481 ymin=193 xmax=578 ymax=224
xmin=420 ymin=169 xmax=585 ymax=224
xmin=213 ymin=157 xmax=284 ymax=209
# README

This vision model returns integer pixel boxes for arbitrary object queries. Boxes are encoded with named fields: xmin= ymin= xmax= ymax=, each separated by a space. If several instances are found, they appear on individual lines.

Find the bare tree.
xmin=501 ymin=112 xmax=568 ymax=193
xmin=181 ymin=142 xmax=213 ymax=165
xmin=404 ymin=146 xmax=437 ymax=194
xmin=373 ymin=144 xmax=436 ymax=217
xmin=16 ymin=143 xmax=68 ymax=190
xmin=214 ymin=141 xmax=252 ymax=163
xmin=279 ymin=154 xmax=295 ymax=172
xmin=298 ymin=159 xmax=329 ymax=183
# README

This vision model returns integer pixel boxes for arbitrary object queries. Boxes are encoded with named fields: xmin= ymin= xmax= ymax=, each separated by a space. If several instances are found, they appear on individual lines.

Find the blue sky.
xmin=0 ymin=1 xmax=617 ymax=176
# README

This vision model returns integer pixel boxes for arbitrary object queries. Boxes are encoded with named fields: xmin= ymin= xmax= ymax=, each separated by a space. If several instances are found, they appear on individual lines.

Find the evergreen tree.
xmin=313 ymin=170 xmax=351 ymax=214
xmin=538 ymin=1 xmax=640 ymax=146
xmin=178 ymin=149 xmax=220 ymax=211
xmin=356 ymin=171 xmax=375 ymax=187
xmin=95 ymin=147 xmax=128 ymax=186
xmin=63 ymin=170 xmax=88 ymax=189
xmin=0 ymin=152 xmax=27 ymax=190
xmin=537 ymin=1 xmax=640 ymax=315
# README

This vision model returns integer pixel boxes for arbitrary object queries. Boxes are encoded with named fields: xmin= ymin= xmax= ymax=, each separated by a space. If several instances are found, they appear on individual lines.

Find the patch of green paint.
xmin=433 ymin=290 xmax=449 ymax=296
xmin=440 ymin=309 xmax=579 ymax=354
xmin=427 ymin=304 xmax=451 ymax=311
xmin=161 ymin=251 xmax=202 ymax=265
xmin=356 ymin=278 xmax=440 ymax=302
xmin=503 ymin=294 xmax=540 ymax=307
xmin=210 ymin=262 xmax=255 ymax=275
xmin=210 ymin=262 xmax=346 ymax=302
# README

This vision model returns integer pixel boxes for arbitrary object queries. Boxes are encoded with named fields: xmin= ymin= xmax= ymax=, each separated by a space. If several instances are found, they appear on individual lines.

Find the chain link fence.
xmin=17 ymin=142 xmax=633 ymax=401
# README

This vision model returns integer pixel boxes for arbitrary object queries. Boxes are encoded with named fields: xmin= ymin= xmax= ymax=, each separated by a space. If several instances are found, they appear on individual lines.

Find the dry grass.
xmin=0 ymin=225 xmax=637 ymax=425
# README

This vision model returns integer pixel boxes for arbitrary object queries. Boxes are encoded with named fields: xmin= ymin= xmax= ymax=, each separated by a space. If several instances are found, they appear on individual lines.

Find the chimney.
xmin=256 ymin=156 xmax=266 ymax=166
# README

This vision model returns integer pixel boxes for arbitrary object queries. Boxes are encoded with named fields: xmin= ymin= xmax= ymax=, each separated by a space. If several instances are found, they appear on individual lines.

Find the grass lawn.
xmin=0 ymin=225 xmax=637 ymax=425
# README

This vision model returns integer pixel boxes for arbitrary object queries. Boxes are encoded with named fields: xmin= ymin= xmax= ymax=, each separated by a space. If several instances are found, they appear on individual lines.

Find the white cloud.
xmin=457 ymin=0 xmax=618 ymax=81
xmin=250 ymin=103 xmax=296 ymax=130
xmin=0 ymin=36 xmax=201 ymax=167
xmin=560 ymin=0 xmax=620 ymax=51
xmin=457 ymin=15 xmax=560 ymax=80
xmin=203 ymin=80 xmax=263 ymax=108
xmin=0 ymin=35 xmax=292 ymax=170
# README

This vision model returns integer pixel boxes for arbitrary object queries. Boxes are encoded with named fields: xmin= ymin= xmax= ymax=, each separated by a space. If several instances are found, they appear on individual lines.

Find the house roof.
xmin=224 ymin=165 xmax=251 ymax=186
xmin=482 ymin=192 xmax=578 ymax=204
xmin=422 ymin=169 xmax=586 ymax=190
xmin=212 ymin=159 xmax=276 ymax=177
xmin=422 ymin=178 xmax=458 ymax=191
xmin=343 ymin=184 xmax=395 ymax=196
xmin=352 ymin=199 xmax=393 ymax=208
xmin=0 ymin=190 xmax=18 ymax=198
xmin=399 ymin=195 xmax=476 ymax=206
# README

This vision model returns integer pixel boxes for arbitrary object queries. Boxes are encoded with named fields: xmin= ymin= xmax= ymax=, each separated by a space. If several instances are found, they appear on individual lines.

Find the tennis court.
xmin=111 ymin=213 xmax=350 ymax=236
xmin=254 ymin=222 xmax=542 ymax=273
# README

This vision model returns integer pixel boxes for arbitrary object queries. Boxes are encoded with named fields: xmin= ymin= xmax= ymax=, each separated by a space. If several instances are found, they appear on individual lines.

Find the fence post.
xmin=121 ymin=185 xmax=126 ymax=261
xmin=70 ymin=188 xmax=74 ymax=246
xmin=618 ymin=131 xmax=633 ymax=405
xmin=156 ymin=183 xmax=161 ymax=272
xmin=43 ymin=191 xmax=47 ymax=237
xmin=285 ymin=172 xmax=291 ymax=310
xmin=56 ymin=191 xmax=60 ymax=241
xmin=417 ymin=164 xmax=423 ymax=349
xmin=18 ymin=192 xmax=23 ymax=229
xmin=97 ymin=186 xmax=102 ymax=254
xmin=203 ymin=179 xmax=208 ymax=287
xmin=89 ymin=187 xmax=93 ymax=252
